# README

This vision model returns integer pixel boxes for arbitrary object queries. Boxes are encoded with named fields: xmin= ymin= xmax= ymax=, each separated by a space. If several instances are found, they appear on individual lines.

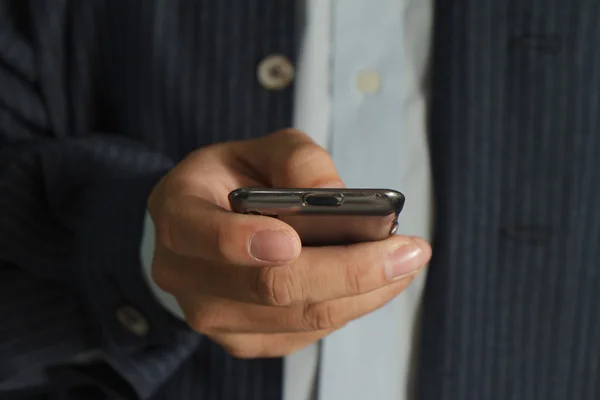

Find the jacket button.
xmin=116 ymin=304 xmax=150 ymax=337
xmin=257 ymin=54 xmax=295 ymax=90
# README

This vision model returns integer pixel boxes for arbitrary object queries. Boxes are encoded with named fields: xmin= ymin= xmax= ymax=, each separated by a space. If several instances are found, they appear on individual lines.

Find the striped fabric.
xmin=1 ymin=0 xmax=600 ymax=399
xmin=0 ymin=1 xmax=294 ymax=399
xmin=421 ymin=0 xmax=600 ymax=399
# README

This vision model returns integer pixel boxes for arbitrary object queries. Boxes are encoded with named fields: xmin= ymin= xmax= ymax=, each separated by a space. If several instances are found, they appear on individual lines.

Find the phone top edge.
xmin=228 ymin=188 xmax=405 ymax=216
xmin=229 ymin=187 xmax=404 ymax=195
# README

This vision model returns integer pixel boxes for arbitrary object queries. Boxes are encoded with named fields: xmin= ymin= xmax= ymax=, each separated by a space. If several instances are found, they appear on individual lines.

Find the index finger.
xmin=232 ymin=129 xmax=344 ymax=188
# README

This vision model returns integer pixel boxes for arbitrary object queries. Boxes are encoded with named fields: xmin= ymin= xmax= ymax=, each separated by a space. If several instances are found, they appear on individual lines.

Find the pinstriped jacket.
xmin=1 ymin=1 xmax=600 ymax=399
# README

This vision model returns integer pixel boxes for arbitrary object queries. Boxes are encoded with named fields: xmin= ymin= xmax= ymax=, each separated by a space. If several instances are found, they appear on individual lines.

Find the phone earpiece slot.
xmin=303 ymin=194 xmax=343 ymax=207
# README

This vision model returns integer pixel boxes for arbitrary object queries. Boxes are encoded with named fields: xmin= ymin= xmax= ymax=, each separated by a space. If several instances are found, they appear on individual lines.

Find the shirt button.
xmin=257 ymin=54 xmax=295 ymax=90
xmin=356 ymin=70 xmax=381 ymax=93
xmin=116 ymin=304 xmax=150 ymax=337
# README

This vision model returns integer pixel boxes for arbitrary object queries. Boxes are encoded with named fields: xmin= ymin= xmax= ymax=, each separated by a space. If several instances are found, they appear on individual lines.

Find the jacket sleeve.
xmin=0 ymin=2 xmax=201 ymax=398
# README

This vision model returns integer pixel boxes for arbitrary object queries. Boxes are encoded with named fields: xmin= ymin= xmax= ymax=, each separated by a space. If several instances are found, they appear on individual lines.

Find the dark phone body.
xmin=228 ymin=188 xmax=405 ymax=245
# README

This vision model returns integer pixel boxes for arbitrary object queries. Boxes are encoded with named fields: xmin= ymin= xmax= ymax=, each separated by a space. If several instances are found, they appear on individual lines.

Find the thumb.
xmin=154 ymin=195 xmax=301 ymax=265
xmin=149 ymin=174 xmax=301 ymax=265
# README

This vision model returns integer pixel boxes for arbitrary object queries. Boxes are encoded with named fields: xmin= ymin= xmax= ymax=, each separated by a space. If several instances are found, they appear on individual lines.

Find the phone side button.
xmin=390 ymin=221 xmax=399 ymax=235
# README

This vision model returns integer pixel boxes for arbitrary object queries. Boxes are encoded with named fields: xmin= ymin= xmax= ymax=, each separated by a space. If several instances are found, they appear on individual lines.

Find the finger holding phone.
xmin=147 ymin=129 xmax=432 ymax=358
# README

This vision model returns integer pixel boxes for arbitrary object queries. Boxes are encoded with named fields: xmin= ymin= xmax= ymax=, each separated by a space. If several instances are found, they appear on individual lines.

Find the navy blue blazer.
xmin=1 ymin=1 xmax=600 ymax=399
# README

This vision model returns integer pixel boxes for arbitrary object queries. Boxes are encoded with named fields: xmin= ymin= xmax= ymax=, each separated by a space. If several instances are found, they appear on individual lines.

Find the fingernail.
xmin=250 ymin=230 xmax=298 ymax=263
xmin=384 ymin=240 xmax=425 ymax=280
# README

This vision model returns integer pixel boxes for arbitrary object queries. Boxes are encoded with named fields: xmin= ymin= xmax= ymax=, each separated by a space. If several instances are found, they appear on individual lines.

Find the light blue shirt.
xmin=141 ymin=1 xmax=434 ymax=399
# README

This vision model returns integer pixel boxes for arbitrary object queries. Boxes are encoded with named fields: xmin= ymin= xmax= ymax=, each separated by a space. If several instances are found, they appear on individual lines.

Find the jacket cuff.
xmin=74 ymin=171 xmax=201 ymax=399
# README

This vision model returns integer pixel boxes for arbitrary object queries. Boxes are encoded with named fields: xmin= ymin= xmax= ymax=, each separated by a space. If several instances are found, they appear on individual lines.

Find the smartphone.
xmin=228 ymin=188 xmax=405 ymax=245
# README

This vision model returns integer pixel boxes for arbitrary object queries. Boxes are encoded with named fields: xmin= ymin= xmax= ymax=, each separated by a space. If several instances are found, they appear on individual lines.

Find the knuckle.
xmin=223 ymin=344 xmax=265 ymax=360
xmin=186 ymin=307 xmax=223 ymax=334
xmin=289 ymin=143 xmax=329 ymax=166
xmin=147 ymin=176 xmax=166 ymax=216
xmin=287 ymin=142 xmax=329 ymax=169
xmin=302 ymin=303 xmax=339 ymax=331
xmin=213 ymin=219 xmax=237 ymax=262
xmin=215 ymin=335 xmax=268 ymax=359
xmin=186 ymin=314 xmax=209 ymax=334
xmin=187 ymin=145 xmax=213 ymax=160
xmin=154 ymin=197 xmax=179 ymax=250
xmin=150 ymin=261 xmax=176 ymax=294
xmin=221 ymin=334 xmax=315 ymax=359
xmin=255 ymin=266 xmax=296 ymax=306
xmin=274 ymin=128 xmax=310 ymax=141
xmin=343 ymin=258 xmax=370 ymax=296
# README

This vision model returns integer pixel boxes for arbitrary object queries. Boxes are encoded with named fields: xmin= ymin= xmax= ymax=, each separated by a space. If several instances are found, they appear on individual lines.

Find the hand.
xmin=147 ymin=129 xmax=432 ymax=358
